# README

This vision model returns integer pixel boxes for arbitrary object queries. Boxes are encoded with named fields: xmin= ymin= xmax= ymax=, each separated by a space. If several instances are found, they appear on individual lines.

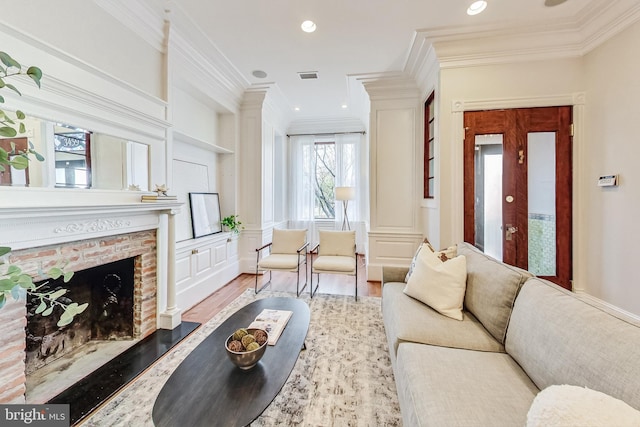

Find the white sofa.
xmin=382 ymin=242 xmax=640 ymax=426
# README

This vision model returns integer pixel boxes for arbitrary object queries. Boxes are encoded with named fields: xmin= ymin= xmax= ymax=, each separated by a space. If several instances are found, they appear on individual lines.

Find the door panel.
xmin=464 ymin=107 xmax=572 ymax=289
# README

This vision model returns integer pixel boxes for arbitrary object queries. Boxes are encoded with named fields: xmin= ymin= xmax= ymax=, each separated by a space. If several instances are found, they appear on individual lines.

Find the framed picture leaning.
xmin=189 ymin=192 xmax=222 ymax=238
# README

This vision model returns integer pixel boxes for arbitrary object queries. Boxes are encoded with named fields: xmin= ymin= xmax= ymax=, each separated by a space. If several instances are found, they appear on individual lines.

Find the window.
xmin=290 ymin=133 xmax=360 ymax=222
xmin=424 ymin=92 xmax=435 ymax=198
xmin=313 ymin=141 xmax=336 ymax=219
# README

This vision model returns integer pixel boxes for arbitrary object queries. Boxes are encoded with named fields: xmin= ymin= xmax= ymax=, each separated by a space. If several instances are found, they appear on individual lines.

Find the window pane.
xmin=528 ymin=132 xmax=556 ymax=276
xmin=474 ymin=134 xmax=504 ymax=261
xmin=314 ymin=143 xmax=336 ymax=219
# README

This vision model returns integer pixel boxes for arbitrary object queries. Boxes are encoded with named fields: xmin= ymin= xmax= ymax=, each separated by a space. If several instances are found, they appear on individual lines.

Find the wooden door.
xmin=464 ymin=107 xmax=572 ymax=289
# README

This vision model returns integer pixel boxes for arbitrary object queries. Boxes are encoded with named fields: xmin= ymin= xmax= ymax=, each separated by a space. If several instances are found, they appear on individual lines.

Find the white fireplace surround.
xmin=0 ymin=189 xmax=183 ymax=330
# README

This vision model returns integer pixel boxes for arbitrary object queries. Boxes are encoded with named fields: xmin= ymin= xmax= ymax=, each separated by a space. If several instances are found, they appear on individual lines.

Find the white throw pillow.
xmin=527 ymin=385 xmax=640 ymax=427
xmin=403 ymin=248 xmax=467 ymax=320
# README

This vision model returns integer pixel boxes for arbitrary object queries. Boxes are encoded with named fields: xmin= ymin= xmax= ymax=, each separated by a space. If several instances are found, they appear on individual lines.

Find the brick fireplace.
xmin=0 ymin=200 xmax=181 ymax=404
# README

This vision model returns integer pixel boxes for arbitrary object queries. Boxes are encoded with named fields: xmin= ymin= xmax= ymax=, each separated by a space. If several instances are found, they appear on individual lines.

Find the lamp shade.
xmin=335 ymin=186 xmax=356 ymax=201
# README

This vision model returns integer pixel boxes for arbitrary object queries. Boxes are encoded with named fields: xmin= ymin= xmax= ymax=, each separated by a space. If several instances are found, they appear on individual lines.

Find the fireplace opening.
xmin=25 ymin=257 xmax=139 ymax=403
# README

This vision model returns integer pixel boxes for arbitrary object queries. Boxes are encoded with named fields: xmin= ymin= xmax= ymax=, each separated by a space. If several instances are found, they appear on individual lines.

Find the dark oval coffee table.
xmin=152 ymin=297 xmax=310 ymax=427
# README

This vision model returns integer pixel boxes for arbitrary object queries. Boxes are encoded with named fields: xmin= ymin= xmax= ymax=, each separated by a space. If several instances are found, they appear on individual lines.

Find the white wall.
xmin=433 ymin=22 xmax=640 ymax=316
xmin=0 ymin=0 xmax=163 ymax=98
xmin=438 ymin=57 xmax=584 ymax=248
xmin=172 ymin=87 xmax=220 ymax=144
xmin=580 ymin=20 xmax=640 ymax=315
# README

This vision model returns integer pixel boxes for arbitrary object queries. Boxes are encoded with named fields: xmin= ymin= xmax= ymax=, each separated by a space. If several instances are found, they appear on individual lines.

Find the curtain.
xmin=289 ymin=133 xmax=366 ymax=252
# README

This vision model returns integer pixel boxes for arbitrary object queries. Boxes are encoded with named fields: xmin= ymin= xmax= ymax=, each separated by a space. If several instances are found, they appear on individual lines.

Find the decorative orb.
xmin=225 ymin=328 xmax=268 ymax=370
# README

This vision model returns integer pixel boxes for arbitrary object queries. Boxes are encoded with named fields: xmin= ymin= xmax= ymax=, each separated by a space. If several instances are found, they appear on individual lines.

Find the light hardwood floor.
xmin=182 ymin=255 xmax=381 ymax=324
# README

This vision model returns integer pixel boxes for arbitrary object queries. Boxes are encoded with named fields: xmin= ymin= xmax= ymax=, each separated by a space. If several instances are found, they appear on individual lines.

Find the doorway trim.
xmin=450 ymin=92 xmax=586 ymax=291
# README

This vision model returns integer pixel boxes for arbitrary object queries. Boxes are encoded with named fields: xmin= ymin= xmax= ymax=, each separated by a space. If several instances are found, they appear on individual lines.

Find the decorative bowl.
xmin=225 ymin=328 xmax=268 ymax=370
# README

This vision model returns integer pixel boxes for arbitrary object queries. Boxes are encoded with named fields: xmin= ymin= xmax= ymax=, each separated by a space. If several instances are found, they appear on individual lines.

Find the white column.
xmin=159 ymin=208 xmax=182 ymax=329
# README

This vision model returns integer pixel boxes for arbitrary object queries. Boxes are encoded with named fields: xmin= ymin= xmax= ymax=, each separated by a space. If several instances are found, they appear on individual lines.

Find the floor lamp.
xmin=335 ymin=186 xmax=355 ymax=230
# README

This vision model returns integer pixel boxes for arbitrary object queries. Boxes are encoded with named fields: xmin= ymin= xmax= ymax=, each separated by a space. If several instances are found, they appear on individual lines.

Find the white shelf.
xmin=173 ymin=130 xmax=233 ymax=154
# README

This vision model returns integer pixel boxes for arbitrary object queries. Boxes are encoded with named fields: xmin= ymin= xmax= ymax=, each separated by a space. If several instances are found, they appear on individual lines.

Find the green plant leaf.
xmin=0 ymin=293 xmax=5 ymax=309
xmin=75 ymin=302 xmax=88 ymax=314
xmin=0 ymin=78 xmax=5 ymax=89
xmin=63 ymin=271 xmax=74 ymax=283
xmin=49 ymin=288 xmax=67 ymax=301
xmin=0 ymin=52 xmax=20 ymax=69
xmin=6 ymin=265 xmax=21 ymax=275
xmin=57 ymin=315 xmax=74 ymax=328
xmin=42 ymin=306 xmax=54 ymax=316
xmin=15 ymin=110 xmax=25 ymax=120
xmin=19 ymin=123 xmax=25 ymax=134
xmin=0 ymin=246 xmax=11 ymax=257
xmin=33 ymin=151 xmax=45 ymax=162
xmin=11 ymin=284 xmax=22 ymax=300
xmin=0 ymin=126 xmax=17 ymax=137
xmin=0 ymin=94 xmax=4 ymax=103
xmin=4 ymin=83 xmax=21 ymax=96
xmin=47 ymin=267 xmax=63 ymax=280
xmin=26 ymin=66 xmax=42 ymax=88
xmin=0 ymin=279 xmax=14 ymax=291
xmin=35 ymin=300 xmax=47 ymax=314
xmin=8 ymin=155 xmax=28 ymax=170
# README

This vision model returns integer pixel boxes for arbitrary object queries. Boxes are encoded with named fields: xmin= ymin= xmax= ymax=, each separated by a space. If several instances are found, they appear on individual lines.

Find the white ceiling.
xmin=152 ymin=0 xmax=613 ymax=123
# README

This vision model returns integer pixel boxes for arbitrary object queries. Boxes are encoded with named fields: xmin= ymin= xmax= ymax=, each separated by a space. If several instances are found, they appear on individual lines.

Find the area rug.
xmin=81 ymin=290 xmax=401 ymax=426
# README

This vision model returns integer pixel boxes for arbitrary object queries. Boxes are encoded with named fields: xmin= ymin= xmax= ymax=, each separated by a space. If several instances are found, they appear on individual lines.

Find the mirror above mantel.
xmin=0 ymin=114 xmax=150 ymax=191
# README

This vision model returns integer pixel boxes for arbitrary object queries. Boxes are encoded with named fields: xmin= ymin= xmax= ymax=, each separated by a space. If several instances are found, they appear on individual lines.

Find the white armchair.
xmin=255 ymin=229 xmax=309 ymax=296
xmin=310 ymin=230 xmax=358 ymax=300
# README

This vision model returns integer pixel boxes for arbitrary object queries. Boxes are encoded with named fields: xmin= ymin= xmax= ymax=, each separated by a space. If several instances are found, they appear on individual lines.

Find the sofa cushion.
xmin=382 ymin=282 xmax=504 ymax=355
xmin=458 ymin=242 xmax=532 ymax=344
xmin=403 ymin=248 xmax=467 ymax=320
xmin=526 ymin=385 xmax=640 ymax=427
xmin=395 ymin=342 xmax=538 ymax=427
xmin=506 ymin=278 xmax=640 ymax=410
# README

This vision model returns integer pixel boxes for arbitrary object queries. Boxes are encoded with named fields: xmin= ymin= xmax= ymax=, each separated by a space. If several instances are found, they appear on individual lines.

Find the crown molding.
xmin=93 ymin=0 xmax=166 ymax=52
xmin=405 ymin=0 xmax=640 ymax=70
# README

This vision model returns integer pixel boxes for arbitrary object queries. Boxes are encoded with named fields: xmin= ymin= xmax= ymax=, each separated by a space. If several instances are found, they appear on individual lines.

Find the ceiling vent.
xmin=298 ymin=71 xmax=318 ymax=80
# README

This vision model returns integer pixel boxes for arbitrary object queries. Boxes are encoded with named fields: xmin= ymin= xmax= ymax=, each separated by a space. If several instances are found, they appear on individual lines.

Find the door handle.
xmin=505 ymin=224 xmax=518 ymax=241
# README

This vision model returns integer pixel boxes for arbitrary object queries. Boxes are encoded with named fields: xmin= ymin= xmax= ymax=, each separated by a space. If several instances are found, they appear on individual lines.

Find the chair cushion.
xmin=318 ymin=230 xmax=355 ymax=257
xmin=271 ymin=229 xmax=306 ymax=254
xmin=313 ymin=255 xmax=355 ymax=273
xmin=258 ymin=254 xmax=300 ymax=270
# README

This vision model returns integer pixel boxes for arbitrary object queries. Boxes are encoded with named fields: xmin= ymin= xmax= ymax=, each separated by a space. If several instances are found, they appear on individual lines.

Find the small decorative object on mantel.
xmin=141 ymin=184 xmax=177 ymax=202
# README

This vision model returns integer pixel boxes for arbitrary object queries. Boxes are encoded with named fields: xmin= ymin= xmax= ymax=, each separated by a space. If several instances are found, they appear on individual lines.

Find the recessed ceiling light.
xmin=301 ymin=20 xmax=317 ymax=33
xmin=341 ymin=104 xmax=348 ymax=109
xmin=545 ymin=0 xmax=568 ymax=6
xmin=252 ymin=70 xmax=267 ymax=78
xmin=467 ymin=1 xmax=487 ymax=15
xmin=294 ymin=107 xmax=301 ymax=111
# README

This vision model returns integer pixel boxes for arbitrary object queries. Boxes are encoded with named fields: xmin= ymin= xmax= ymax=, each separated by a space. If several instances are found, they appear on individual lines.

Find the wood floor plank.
xmin=183 ymin=255 xmax=381 ymax=324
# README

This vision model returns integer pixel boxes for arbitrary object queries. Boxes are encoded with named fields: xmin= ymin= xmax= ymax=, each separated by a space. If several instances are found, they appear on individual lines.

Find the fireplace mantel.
xmin=0 ymin=197 xmax=183 ymax=329
xmin=0 ymin=201 xmax=182 ymax=251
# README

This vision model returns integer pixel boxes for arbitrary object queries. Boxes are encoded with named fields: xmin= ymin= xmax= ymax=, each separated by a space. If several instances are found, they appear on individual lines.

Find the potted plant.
xmin=221 ymin=215 xmax=243 ymax=240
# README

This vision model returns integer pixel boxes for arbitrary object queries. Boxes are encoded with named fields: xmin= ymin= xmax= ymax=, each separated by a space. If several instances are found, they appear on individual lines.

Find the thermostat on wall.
xmin=598 ymin=175 xmax=618 ymax=187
